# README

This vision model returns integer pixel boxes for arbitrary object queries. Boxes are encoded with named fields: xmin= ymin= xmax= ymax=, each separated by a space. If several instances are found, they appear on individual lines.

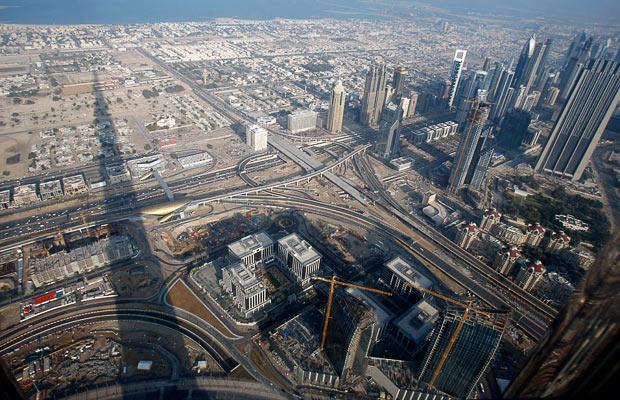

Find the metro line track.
xmin=0 ymin=307 xmax=238 ymax=373
xmin=352 ymin=153 xmax=557 ymax=320
xmin=223 ymin=191 xmax=551 ymax=339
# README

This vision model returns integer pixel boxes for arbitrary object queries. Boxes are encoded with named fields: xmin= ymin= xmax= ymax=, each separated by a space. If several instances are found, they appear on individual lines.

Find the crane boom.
xmin=413 ymin=285 xmax=492 ymax=318
xmin=429 ymin=307 xmax=470 ymax=387
xmin=313 ymin=275 xmax=392 ymax=351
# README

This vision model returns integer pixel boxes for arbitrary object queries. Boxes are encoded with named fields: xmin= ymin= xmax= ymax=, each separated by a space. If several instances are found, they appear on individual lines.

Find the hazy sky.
xmin=410 ymin=0 xmax=620 ymax=23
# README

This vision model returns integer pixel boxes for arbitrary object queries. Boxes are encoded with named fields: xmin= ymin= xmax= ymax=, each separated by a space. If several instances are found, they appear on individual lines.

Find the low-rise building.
xmin=382 ymin=256 xmax=433 ymax=298
xmin=0 ymin=189 xmax=10 ymax=209
xmin=536 ymin=272 xmax=574 ymax=307
xmin=178 ymin=152 xmax=213 ymax=169
xmin=12 ymin=184 xmax=40 ymax=207
xmin=515 ymin=260 xmax=545 ymax=291
xmin=62 ymin=175 xmax=89 ymax=196
xmin=126 ymin=154 xmax=165 ymax=178
xmin=277 ymin=233 xmax=321 ymax=286
xmin=390 ymin=157 xmax=413 ymax=171
xmin=106 ymin=164 xmax=132 ymax=185
xmin=39 ymin=180 xmax=63 ymax=201
xmin=221 ymin=262 xmax=270 ymax=317
xmin=455 ymin=222 xmax=479 ymax=250
xmin=227 ymin=232 xmax=274 ymax=269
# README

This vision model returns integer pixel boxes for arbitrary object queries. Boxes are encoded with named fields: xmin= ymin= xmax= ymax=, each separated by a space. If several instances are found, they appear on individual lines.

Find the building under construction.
xmin=417 ymin=307 xmax=509 ymax=398
xmin=324 ymin=289 xmax=378 ymax=384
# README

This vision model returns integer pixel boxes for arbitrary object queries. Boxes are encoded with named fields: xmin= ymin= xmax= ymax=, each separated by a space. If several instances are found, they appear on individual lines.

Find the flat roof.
xmin=395 ymin=300 xmax=438 ymax=342
xmin=227 ymin=262 xmax=264 ymax=293
xmin=228 ymin=232 xmax=273 ymax=259
xmin=278 ymin=233 xmax=321 ymax=264
xmin=40 ymin=180 xmax=62 ymax=192
xmin=385 ymin=256 xmax=433 ymax=289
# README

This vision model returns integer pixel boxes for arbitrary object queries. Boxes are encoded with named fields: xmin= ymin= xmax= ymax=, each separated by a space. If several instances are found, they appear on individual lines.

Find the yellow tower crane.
xmin=312 ymin=275 xmax=393 ymax=352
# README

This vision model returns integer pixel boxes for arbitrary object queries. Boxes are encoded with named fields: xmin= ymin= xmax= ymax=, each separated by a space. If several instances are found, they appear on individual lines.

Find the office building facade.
xmin=277 ymin=233 xmax=321 ymax=286
xmin=448 ymin=49 xmax=467 ymax=108
xmin=327 ymin=80 xmax=346 ymax=133
xmin=360 ymin=65 xmax=388 ymax=126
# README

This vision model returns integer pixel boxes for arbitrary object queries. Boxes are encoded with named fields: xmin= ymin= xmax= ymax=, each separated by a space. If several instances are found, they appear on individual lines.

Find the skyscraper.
xmin=559 ymin=36 xmax=593 ymax=102
xmin=455 ymin=70 xmax=488 ymax=127
xmin=490 ymin=69 xmax=514 ymax=122
xmin=360 ymin=65 xmax=387 ymax=127
xmin=327 ymin=80 xmax=346 ymax=133
xmin=449 ymin=102 xmax=492 ymax=192
xmin=417 ymin=308 xmax=508 ymax=398
xmin=375 ymin=101 xmax=403 ymax=159
xmin=392 ymin=66 xmax=407 ymax=100
xmin=535 ymin=59 xmax=620 ymax=181
xmin=448 ymin=49 xmax=467 ymax=108
xmin=511 ymin=35 xmax=549 ymax=109
xmin=407 ymin=91 xmax=418 ymax=118
xmin=496 ymin=109 xmax=532 ymax=150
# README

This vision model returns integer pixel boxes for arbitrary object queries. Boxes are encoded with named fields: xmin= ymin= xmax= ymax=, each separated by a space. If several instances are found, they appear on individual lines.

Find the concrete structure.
xmin=448 ymin=49 xmax=467 ymax=108
xmin=106 ymin=164 xmax=132 ymax=184
xmin=277 ymin=233 xmax=321 ymax=286
xmin=324 ymin=291 xmax=377 ymax=382
xmin=287 ymin=109 xmax=317 ymax=133
xmin=515 ymin=260 xmax=545 ymax=291
xmin=535 ymin=59 xmax=620 ymax=181
xmin=448 ymin=102 xmax=493 ymax=192
xmin=455 ymin=222 xmax=479 ymax=250
xmin=555 ymin=214 xmax=589 ymax=232
xmin=382 ymin=256 xmax=433 ymax=298
xmin=178 ymin=152 xmax=214 ymax=169
xmin=407 ymin=91 xmax=418 ymax=118
xmin=411 ymin=121 xmax=458 ymax=144
xmin=0 ymin=189 xmax=10 ymax=209
xmin=480 ymin=208 xmax=502 ymax=231
xmin=12 ymin=184 xmax=40 ymax=207
xmin=126 ymin=154 xmax=165 ymax=178
xmin=393 ymin=300 xmax=439 ymax=355
xmin=546 ymin=231 xmax=571 ymax=253
xmin=62 ymin=175 xmax=89 ymax=196
xmin=390 ymin=157 xmax=413 ymax=171
xmin=39 ymin=180 xmax=63 ymax=201
xmin=562 ymin=248 xmax=596 ymax=270
xmin=537 ymin=272 xmax=574 ymax=307
xmin=491 ymin=223 xmax=528 ymax=246
xmin=525 ymin=223 xmax=546 ymax=247
xmin=392 ymin=66 xmax=407 ymax=99
xmin=418 ymin=309 xmax=506 ymax=398
xmin=245 ymin=124 xmax=269 ymax=151
xmin=326 ymin=80 xmax=345 ymax=133
xmin=376 ymin=101 xmax=403 ymax=159
xmin=227 ymin=232 xmax=274 ymax=270
xmin=360 ymin=65 xmax=388 ymax=126
xmin=493 ymin=247 xmax=522 ymax=275
xmin=221 ymin=261 xmax=270 ymax=316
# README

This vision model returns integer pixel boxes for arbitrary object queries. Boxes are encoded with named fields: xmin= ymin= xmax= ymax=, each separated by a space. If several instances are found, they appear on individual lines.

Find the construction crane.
xmin=405 ymin=284 xmax=500 ymax=389
xmin=312 ymin=275 xmax=393 ymax=352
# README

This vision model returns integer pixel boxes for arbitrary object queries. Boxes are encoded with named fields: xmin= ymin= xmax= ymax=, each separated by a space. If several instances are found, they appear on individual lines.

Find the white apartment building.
xmin=277 ymin=233 xmax=321 ymax=286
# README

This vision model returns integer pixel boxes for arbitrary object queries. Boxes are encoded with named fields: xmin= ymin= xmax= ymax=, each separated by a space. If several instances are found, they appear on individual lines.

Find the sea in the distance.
xmin=0 ymin=0 xmax=375 ymax=25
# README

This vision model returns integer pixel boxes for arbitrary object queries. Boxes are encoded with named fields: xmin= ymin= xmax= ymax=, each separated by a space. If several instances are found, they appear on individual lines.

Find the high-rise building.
xmin=455 ymin=222 xmax=479 ymax=250
xmin=448 ymin=49 xmax=467 ymax=108
xmin=487 ymin=62 xmax=506 ymax=101
xmin=449 ymin=102 xmax=492 ymax=192
xmin=277 ymin=233 xmax=321 ymax=286
xmin=327 ymin=80 xmax=346 ymax=133
xmin=479 ymin=208 xmax=502 ymax=231
xmin=513 ymin=34 xmax=537 ymax=90
xmin=511 ymin=35 xmax=550 ymax=110
xmin=535 ymin=59 xmax=620 ymax=181
xmin=407 ymin=91 xmax=419 ymax=118
xmin=496 ymin=109 xmax=532 ymax=150
xmin=493 ymin=247 xmax=521 ymax=275
xmin=559 ymin=36 xmax=594 ymax=102
xmin=288 ymin=109 xmax=317 ymax=133
xmin=439 ymin=79 xmax=451 ymax=101
xmin=417 ymin=308 xmax=508 ymax=398
xmin=455 ymin=70 xmax=488 ymax=127
xmin=392 ymin=66 xmax=407 ymax=100
xmin=375 ymin=101 xmax=403 ymax=159
xmin=490 ymin=69 xmax=515 ymax=122
xmin=515 ymin=260 xmax=545 ymax=291
xmin=245 ymin=124 xmax=268 ymax=151
xmin=360 ymin=65 xmax=388 ymax=126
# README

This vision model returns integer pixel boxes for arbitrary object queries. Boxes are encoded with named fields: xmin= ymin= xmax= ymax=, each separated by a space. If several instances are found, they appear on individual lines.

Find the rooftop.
xmin=394 ymin=300 xmax=439 ymax=343
xmin=228 ymin=231 xmax=273 ymax=259
xmin=385 ymin=256 xmax=433 ymax=289
xmin=278 ymin=233 xmax=321 ymax=264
